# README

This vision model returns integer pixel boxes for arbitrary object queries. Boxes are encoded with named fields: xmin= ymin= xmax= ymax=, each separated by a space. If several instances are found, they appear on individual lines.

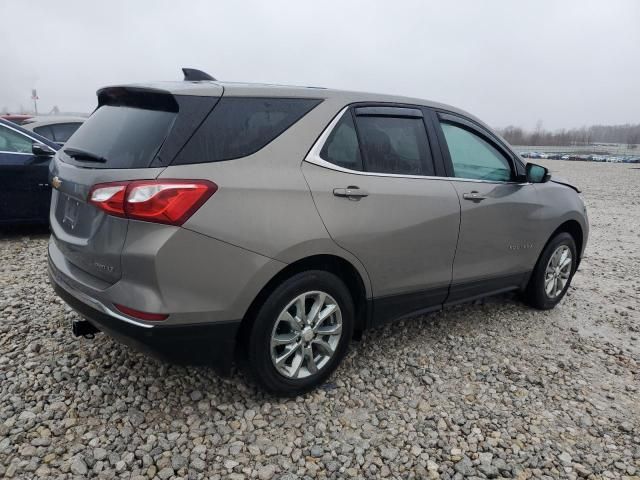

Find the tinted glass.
xmin=441 ymin=123 xmax=512 ymax=181
xmin=173 ymin=97 xmax=321 ymax=165
xmin=62 ymin=106 xmax=176 ymax=169
xmin=355 ymin=115 xmax=433 ymax=175
xmin=33 ymin=125 xmax=55 ymax=141
xmin=320 ymin=112 xmax=362 ymax=171
xmin=51 ymin=122 xmax=82 ymax=143
xmin=0 ymin=125 xmax=33 ymax=153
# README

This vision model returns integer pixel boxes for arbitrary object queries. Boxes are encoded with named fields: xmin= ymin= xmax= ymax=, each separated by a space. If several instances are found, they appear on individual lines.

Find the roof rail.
xmin=182 ymin=68 xmax=217 ymax=82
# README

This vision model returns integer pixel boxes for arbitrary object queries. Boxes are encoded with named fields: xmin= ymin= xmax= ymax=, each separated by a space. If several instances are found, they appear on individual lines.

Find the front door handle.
xmin=333 ymin=186 xmax=369 ymax=199
xmin=462 ymin=191 xmax=487 ymax=202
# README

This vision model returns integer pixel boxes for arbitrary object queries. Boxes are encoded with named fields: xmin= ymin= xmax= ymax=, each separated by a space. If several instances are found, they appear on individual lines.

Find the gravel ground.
xmin=1 ymin=160 xmax=639 ymax=479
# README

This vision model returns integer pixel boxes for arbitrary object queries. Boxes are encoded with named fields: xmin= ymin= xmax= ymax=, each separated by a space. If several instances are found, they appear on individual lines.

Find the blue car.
xmin=0 ymin=118 xmax=60 ymax=224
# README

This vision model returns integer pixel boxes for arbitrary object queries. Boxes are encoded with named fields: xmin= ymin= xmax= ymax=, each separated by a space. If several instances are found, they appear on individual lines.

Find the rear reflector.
xmin=114 ymin=304 xmax=168 ymax=321
xmin=89 ymin=179 xmax=217 ymax=226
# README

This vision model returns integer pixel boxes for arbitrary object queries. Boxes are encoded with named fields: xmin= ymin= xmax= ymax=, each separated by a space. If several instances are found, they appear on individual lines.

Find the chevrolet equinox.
xmin=48 ymin=69 xmax=588 ymax=395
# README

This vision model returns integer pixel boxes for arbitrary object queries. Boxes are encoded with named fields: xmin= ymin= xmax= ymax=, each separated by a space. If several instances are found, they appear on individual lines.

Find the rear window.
xmin=34 ymin=125 xmax=54 ymax=141
xmin=172 ymin=97 xmax=321 ymax=165
xmin=51 ymin=122 xmax=82 ymax=143
xmin=61 ymin=106 xmax=176 ymax=169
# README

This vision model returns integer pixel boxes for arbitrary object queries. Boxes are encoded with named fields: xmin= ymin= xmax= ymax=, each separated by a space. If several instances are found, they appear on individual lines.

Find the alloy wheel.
xmin=544 ymin=245 xmax=573 ymax=298
xmin=270 ymin=291 xmax=343 ymax=379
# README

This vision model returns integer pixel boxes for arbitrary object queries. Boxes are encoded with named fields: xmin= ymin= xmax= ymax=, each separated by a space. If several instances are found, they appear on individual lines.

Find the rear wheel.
xmin=245 ymin=270 xmax=354 ymax=396
xmin=525 ymin=232 xmax=577 ymax=309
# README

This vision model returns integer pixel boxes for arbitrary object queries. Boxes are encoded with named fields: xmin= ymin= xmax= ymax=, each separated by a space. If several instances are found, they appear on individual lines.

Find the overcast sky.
xmin=1 ymin=0 xmax=638 ymax=130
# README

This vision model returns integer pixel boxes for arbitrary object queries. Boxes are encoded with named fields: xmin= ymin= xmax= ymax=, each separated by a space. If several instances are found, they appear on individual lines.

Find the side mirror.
xmin=526 ymin=163 xmax=551 ymax=183
xmin=32 ymin=143 xmax=55 ymax=157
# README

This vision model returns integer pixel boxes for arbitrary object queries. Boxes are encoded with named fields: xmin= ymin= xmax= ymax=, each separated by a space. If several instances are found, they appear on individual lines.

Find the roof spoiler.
xmin=97 ymin=86 xmax=179 ymax=112
xmin=182 ymin=68 xmax=216 ymax=81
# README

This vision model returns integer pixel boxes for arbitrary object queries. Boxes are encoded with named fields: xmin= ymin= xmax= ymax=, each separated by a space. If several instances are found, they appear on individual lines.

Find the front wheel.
xmin=245 ymin=270 xmax=354 ymax=396
xmin=525 ymin=232 xmax=577 ymax=310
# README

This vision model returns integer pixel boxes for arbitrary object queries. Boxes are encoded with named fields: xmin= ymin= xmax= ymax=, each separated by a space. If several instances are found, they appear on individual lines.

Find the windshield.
xmin=61 ymin=105 xmax=176 ymax=169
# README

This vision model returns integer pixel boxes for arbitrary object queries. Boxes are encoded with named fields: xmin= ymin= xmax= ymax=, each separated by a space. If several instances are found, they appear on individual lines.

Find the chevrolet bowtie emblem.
xmin=51 ymin=176 xmax=62 ymax=189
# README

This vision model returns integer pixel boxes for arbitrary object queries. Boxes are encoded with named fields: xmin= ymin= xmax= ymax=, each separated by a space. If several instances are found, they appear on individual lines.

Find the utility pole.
xmin=31 ymin=89 xmax=38 ymax=115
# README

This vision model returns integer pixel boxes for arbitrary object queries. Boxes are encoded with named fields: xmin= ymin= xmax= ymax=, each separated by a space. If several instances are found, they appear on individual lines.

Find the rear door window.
xmin=173 ymin=97 xmax=321 ymax=165
xmin=320 ymin=111 xmax=363 ymax=171
xmin=61 ymin=106 xmax=176 ymax=169
xmin=354 ymin=112 xmax=434 ymax=176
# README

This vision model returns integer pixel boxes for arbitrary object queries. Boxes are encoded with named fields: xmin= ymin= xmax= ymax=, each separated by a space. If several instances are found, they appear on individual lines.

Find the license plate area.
xmin=62 ymin=197 xmax=80 ymax=229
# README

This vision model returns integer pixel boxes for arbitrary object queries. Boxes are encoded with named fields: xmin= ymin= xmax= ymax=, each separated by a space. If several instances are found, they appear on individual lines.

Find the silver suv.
xmin=49 ymin=70 xmax=588 ymax=395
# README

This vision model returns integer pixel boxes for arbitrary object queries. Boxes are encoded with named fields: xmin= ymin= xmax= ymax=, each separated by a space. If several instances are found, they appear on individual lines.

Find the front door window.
xmin=440 ymin=122 xmax=512 ymax=182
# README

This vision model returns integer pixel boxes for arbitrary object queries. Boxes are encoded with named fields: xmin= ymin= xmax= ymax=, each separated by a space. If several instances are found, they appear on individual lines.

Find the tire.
xmin=245 ymin=270 xmax=354 ymax=396
xmin=525 ymin=232 xmax=577 ymax=310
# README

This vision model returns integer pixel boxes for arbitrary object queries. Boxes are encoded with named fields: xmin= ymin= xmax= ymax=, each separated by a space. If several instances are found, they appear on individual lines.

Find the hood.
xmin=551 ymin=176 xmax=581 ymax=193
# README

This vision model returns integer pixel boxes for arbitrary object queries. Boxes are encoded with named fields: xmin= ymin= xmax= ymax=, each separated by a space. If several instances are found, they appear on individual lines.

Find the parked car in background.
xmin=21 ymin=116 xmax=86 ymax=146
xmin=0 ymin=118 xmax=59 ymax=224
xmin=0 ymin=114 xmax=33 ymax=125
xmin=48 ymin=71 xmax=589 ymax=395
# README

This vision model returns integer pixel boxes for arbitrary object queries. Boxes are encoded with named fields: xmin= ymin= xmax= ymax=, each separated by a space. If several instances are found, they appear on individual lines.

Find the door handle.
xmin=462 ymin=191 xmax=487 ymax=202
xmin=333 ymin=187 xmax=369 ymax=199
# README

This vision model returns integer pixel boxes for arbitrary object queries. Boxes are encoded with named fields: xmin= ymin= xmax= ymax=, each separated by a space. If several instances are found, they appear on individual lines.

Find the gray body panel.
xmin=48 ymin=78 xmax=589 ymax=342
xmin=49 ymin=159 xmax=165 ymax=284
xmin=449 ymin=180 xmax=544 ymax=284
xmin=302 ymin=162 xmax=460 ymax=298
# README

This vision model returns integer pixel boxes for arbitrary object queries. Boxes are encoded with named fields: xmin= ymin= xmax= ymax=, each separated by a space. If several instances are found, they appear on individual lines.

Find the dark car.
xmin=0 ymin=118 xmax=60 ymax=224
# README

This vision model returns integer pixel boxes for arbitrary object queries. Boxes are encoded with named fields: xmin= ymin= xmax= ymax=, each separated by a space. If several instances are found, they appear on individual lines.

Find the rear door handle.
xmin=333 ymin=187 xmax=369 ymax=199
xmin=462 ymin=191 xmax=487 ymax=202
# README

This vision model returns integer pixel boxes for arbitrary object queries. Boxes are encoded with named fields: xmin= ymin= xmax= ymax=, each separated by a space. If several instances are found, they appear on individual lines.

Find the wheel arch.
xmin=551 ymin=219 xmax=584 ymax=267
xmin=237 ymin=254 xmax=370 ymax=351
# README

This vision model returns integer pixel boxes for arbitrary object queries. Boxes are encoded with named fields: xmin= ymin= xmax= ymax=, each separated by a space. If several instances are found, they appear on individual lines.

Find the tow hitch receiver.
xmin=72 ymin=319 xmax=100 ymax=338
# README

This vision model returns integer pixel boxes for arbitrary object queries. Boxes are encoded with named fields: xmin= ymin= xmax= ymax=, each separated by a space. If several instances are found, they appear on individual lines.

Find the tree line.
xmin=497 ymin=123 xmax=640 ymax=147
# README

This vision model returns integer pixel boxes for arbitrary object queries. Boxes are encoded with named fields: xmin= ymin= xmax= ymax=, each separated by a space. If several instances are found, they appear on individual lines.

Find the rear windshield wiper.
xmin=63 ymin=147 xmax=107 ymax=163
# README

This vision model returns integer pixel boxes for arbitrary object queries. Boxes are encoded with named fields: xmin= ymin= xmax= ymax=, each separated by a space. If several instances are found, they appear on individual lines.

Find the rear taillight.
xmin=88 ymin=179 xmax=217 ymax=226
xmin=88 ymin=183 xmax=128 ymax=217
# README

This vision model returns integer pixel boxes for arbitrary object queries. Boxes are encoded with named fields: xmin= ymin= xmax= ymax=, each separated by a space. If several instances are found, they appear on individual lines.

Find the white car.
xmin=21 ymin=116 xmax=86 ymax=145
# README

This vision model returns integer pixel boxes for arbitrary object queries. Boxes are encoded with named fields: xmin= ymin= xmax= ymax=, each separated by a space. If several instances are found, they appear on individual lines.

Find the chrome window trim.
xmin=304 ymin=106 xmax=531 ymax=186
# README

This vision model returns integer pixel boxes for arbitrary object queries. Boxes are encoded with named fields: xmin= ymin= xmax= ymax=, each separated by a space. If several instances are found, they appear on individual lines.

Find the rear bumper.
xmin=49 ymin=255 xmax=241 ymax=372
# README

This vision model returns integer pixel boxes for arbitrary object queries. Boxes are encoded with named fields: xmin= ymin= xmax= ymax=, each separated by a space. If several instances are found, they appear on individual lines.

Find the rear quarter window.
xmin=172 ymin=97 xmax=321 ymax=165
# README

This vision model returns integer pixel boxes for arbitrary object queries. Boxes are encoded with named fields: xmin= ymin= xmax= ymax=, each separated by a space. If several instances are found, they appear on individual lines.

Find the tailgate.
xmin=48 ymin=85 xmax=221 ymax=284
xmin=49 ymin=160 xmax=166 ymax=283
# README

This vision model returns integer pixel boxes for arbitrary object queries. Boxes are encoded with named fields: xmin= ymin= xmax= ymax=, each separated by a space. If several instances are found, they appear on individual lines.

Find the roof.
xmin=22 ymin=116 xmax=87 ymax=126
xmin=97 ymin=79 xmax=494 ymax=133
